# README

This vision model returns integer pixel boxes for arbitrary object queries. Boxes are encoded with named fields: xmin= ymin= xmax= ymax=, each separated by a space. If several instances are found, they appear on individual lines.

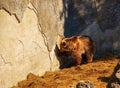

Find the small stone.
xmin=116 ymin=69 xmax=120 ymax=80
xmin=76 ymin=80 xmax=94 ymax=88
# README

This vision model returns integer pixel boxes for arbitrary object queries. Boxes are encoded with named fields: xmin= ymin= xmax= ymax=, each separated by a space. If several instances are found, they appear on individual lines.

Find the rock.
xmin=116 ymin=69 xmax=120 ymax=80
xmin=30 ymin=0 xmax=64 ymax=51
xmin=110 ymin=82 xmax=120 ymax=88
xmin=107 ymin=62 xmax=120 ymax=88
xmin=0 ymin=0 xmax=29 ymax=22
xmin=76 ymin=80 xmax=94 ymax=88
xmin=0 ymin=0 xmax=64 ymax=88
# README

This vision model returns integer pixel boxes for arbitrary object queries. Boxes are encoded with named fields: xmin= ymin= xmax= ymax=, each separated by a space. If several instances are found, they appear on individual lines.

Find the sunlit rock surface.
xmin=0 ymin=0 xmax=64 ymax=88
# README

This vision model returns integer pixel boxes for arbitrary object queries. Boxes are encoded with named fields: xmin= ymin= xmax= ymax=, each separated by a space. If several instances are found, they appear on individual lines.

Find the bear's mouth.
xmin=61 ymin=46 xmax=74 ymax=52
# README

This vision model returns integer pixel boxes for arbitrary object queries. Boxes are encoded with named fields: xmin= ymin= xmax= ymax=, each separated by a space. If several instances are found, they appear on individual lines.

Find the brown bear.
xmin=57 ymin=35 xmax=96 ymax=66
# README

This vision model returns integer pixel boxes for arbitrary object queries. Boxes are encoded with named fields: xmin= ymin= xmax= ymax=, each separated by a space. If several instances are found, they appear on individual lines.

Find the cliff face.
xmin=0 ymin=0 xmax=120 ymax=88
xmin=0 ymin=0 xmax=64 ymax=88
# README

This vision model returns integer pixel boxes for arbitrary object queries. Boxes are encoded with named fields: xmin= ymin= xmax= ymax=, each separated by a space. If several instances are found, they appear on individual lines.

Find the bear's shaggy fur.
xmin=57 ymin=35 xmax=96 ymax=66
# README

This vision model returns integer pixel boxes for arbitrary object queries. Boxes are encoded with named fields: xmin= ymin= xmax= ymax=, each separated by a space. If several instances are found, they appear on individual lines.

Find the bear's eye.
xmin=62 ymin=42 xmax=66 ymax=46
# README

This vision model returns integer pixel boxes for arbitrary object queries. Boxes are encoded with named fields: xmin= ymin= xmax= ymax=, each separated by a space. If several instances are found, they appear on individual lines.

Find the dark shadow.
xmin=98 ymin=0 xmax=120 ymax=32
xmin=93 ymin=55 xmax=120 ymax=64
xmin=106 ymin=63 xmax=120 ymax=88
xmin=54 ymin=45 xmax=76 ymax=69
xmin=62 ymin=0 xmax=120 ymax=33
xmin=98 ymin=76 xmax=110 ymax=83
xmin=54 ymin=45 xmax=93 ymax=69
xmin=62 ymin=0 xmax=96 ymax=37
xmin=62 ymin=0 xmax=119 ymax=34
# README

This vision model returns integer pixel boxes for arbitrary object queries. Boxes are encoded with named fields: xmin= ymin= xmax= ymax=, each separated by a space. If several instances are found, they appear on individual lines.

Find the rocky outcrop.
xmin=107 ymin=62 xmax=120 ymax=88
xmin=0 ymin=0 xmax=64 ymax=51
xmin=0 ymin=0 xmax=64 ymax=88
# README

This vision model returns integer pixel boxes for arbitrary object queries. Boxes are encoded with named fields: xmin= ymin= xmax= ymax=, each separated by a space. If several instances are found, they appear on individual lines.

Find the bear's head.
xmin=57 ymin=35 xmax=78 ymax=52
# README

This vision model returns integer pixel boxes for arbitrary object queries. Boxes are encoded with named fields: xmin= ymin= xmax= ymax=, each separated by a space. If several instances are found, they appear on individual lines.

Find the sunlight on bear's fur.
xmin=57 ymin=35 xmax=96 ymax=66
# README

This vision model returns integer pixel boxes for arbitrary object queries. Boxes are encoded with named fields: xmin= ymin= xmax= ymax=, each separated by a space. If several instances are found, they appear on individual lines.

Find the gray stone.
xmin=76 ymin=80 xmax=94 ymax=88
xmin=116 ymin=69 xmax=120 ymax=80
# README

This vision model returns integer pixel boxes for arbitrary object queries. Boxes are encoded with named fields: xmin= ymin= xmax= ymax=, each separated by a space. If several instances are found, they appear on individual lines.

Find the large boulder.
xmin=0 ymin=0 xmax=64 ymax=88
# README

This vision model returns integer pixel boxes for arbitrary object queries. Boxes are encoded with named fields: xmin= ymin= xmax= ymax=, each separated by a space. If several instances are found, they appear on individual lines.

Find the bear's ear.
xmin=57 ymin=34 xmax=65 ymax=50
xmin=58 ymin=34 xmax=65 ymax=40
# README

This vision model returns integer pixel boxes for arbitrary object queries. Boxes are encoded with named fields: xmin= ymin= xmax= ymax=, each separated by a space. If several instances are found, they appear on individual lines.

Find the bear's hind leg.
xmin=86 ymin=51 xmax=93 ymax=63
xmin=74 ymin=54 xmax=82 ymax=65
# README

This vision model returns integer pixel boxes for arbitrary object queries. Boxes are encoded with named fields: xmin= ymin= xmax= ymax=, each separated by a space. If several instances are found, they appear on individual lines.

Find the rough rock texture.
xmin=0 ymin=0 xmax=64 ymax=88
xmin=0 ymin=0 xmax=29 ymax=22
xmin=0 ymin=0 xmax=64 ymax=51
xmin=107 ymin=62 xmax=120 ymax=88
xmin=30 ymin=0 xmax=64 ymax=51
